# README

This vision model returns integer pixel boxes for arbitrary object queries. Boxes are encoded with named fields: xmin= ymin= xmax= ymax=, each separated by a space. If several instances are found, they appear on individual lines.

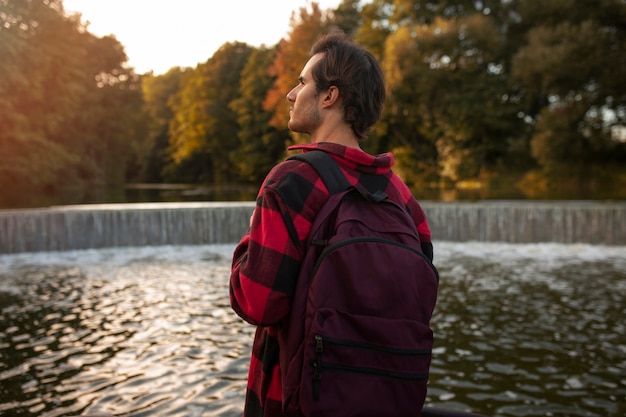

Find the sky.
xmin=63 ymin=0 xmax=343 ymax=75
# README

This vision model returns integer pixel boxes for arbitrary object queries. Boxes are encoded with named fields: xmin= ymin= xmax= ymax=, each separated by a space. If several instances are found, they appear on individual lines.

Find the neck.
xmin=310 ymin=124 xmax=360 ymax=149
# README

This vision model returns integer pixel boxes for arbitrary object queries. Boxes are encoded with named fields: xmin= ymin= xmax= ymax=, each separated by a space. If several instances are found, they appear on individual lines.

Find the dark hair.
xmin=310 ymin=32 xmax=385 ymax=140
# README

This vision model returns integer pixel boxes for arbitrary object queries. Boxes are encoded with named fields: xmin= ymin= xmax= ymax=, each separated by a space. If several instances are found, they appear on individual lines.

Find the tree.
xmin=380 ymin=7 xmax=522 ymax=183
xmin=168 ymin=42 xmax=254 ymax=184
xmin=229 ymin=47 xmax=290 ymax=184
xmin=531 ymin=103 xmax=591 ymax=178
xmin=64 ymin=34 xmax=143 ymax=194
xmin=136 ymin=67 xmax=186 ymax=182
xmin=329 ymin=0 xmax=362 ymax=36
xmin=510 ymin=0 xmax=626 ymax=181
xmin=264 ymin=2 xmax=331 ymax=145
xmin=0 ymin=0 xmax=141 ymax=207
xmin=0 ymin=0 xmax=82 ymax=198
xmin=353 ymin=0 xmax=393 ymax=60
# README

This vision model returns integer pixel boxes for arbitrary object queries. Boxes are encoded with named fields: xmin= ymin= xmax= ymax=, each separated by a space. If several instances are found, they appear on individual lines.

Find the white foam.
xmin=0 ymin=244 xmax=237 ymax=274
xmin=1 ymin=242 xmax=624 ymax=275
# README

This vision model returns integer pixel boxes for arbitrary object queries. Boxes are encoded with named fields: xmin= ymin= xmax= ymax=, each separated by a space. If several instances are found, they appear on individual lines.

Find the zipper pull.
xmin=313 ymin=335 xmax=323 ymax=401
xmin=315 ymin=334 xmax=323 ymax=353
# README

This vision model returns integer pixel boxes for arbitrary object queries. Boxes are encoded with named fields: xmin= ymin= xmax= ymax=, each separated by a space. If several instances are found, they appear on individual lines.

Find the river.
xmin=0 ymin=242 xmax=625 ymax=416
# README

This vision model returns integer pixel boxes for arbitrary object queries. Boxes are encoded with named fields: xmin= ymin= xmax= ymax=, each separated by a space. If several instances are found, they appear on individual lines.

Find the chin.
xmin=288 ymin=121 xmax=301 ymax=133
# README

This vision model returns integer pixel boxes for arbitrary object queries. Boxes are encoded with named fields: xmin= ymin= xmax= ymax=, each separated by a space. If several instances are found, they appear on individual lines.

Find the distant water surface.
xmin=0 ymin=242 xmax=625 ymax=417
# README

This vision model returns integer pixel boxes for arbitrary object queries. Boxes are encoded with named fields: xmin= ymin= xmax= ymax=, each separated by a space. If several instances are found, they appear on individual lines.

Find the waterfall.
xmin=421 ymin=201 xmax=625 ymax=245
xmin=1 ymin=201 xmax=624 ymax=254
xmin=0 ymin=202 xmax=255 ymax=254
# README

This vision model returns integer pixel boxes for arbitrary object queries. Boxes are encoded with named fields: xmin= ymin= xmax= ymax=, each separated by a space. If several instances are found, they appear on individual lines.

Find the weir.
xmin=0 ymin=201 xmax=624 ymax=254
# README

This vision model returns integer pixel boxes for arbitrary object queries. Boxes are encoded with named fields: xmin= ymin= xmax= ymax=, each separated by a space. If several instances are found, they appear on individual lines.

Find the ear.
xmin=321 ymin=85 xmax=340 ymax=109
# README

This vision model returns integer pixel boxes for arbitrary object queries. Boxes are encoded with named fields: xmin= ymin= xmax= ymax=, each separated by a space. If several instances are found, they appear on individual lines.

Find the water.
xmin=0 ymin=242 xmax=625 ymax=417
xmin=0 ymin=245 xmax=249 ymax=417
xmin=2 ymin=201 xmax=625 ymax=254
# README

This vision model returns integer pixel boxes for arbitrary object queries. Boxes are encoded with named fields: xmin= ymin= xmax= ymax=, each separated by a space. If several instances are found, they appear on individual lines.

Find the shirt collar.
xmin=288 ymin=142 xmax=394 ymax=170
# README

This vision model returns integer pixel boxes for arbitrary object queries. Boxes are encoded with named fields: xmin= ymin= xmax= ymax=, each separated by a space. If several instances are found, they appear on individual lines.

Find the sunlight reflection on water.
xmin=0 ymin=242 xmax=625 ymax=417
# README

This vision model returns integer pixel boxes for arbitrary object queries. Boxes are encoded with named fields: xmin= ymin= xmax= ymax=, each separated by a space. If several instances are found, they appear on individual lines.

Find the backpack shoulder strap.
xmin=289 ymin=150 xmax=389 ymax=202
xmin=287 ymin=150 xmax=351 ymax=195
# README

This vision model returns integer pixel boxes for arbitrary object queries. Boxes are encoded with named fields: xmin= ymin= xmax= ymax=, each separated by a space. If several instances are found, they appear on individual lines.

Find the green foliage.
xmin=167 ymin=42 xmax=254 ymax=184
xmin=353 ymin=0 xmax=393 ymax=59
xmin=264 ymin=2 xmax=331 ymax=145
xmin=0 ymin=0 xmax=141 ymax=207
xmin=134 ymin=68 xmax=186 ymax=182
xmin=531 ymin=103 xmax=591 ymax=177
xmin=229 ymin=47 xmax=290 ymax=184
xmin=330 ymin=0 xmax=362 ymax=36
xmin=381 ymin=12 xmax=523 ymax=182
xmin=2 ymin=0 xmax=625 ymax=207
xmin=509 ymin=0 xmax=626 ymax=186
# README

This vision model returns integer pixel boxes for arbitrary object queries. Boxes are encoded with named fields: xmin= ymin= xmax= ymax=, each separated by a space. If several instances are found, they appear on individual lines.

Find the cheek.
xmin=297 ymin=90 xmax=314 ymax=107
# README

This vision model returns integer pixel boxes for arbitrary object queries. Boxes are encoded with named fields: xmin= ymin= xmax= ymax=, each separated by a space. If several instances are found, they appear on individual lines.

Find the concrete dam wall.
xmin=1 ymin=201 xmax=624 ymax=254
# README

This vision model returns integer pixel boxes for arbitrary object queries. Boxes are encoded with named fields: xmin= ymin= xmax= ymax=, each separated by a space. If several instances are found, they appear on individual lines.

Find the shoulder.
xmin=264 ymin=158 xmax=322 ymax=193
xmin=260 ymin=157 xmax=330 ymax=217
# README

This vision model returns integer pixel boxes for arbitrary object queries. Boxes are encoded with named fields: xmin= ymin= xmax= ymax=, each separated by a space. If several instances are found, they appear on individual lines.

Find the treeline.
xmin=1 ymin=0 xmax=625 ymax=208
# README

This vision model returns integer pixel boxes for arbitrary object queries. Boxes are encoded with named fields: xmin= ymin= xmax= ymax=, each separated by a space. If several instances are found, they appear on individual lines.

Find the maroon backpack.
xmin=279 ymin=151 xmax=439 ymax=417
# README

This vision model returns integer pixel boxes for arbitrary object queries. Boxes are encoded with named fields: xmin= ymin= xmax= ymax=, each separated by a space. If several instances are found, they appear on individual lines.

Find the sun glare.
xmin=62 ymin=0 xmax=342 ymax=74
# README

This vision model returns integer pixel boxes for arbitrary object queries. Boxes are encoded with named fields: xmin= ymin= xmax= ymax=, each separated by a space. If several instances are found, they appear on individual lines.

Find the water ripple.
xmin=1 ymin=243 xmax=625 ymax=416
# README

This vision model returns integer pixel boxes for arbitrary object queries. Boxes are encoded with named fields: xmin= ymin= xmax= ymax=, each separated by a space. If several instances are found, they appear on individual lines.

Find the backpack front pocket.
xmin=300 ymin=308 xmax=432 ymax=417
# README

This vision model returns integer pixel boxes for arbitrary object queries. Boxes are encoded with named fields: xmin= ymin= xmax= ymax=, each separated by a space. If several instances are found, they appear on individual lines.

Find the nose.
xmin=286 ymin=86 xmax=297 ymax=103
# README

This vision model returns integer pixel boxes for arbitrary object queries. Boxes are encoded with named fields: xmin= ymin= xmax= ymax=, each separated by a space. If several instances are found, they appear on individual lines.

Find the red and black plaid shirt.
xmin=230 ymin=142 xmax=433 ymax=417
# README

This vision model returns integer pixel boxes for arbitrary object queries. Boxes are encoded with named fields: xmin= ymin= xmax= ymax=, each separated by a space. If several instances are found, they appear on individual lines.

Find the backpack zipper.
xmin=313 ymin=237 xmax=439 ymax=281
xmin=313 ymin=335 xmax=324 ymax=400
xmin=320 ymin=334 xmax=432 ymax=356
xmin=311 ymin=334 xmax=430 ymax=401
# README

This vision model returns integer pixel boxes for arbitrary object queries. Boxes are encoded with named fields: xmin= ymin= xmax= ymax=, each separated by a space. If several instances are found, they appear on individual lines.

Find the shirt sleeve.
xmin=229 ymin=186 xmax=302 ymax=327
xmin=406 ymin=196 xmax=434 ymax=262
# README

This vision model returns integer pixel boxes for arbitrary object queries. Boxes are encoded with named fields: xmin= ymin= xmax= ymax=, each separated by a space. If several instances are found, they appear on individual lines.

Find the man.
xmin=230 ymin=32 xmax=433 ymax=416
